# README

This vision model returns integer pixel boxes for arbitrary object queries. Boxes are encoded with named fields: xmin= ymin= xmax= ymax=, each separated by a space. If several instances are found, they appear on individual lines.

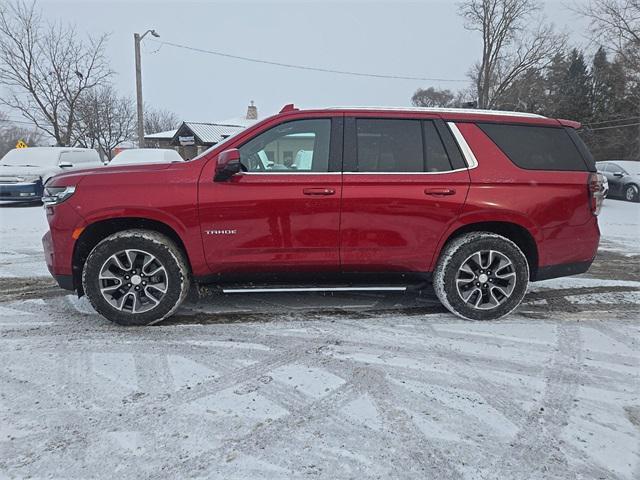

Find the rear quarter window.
xmin=478 ymin=123 xmax=591 ymax=172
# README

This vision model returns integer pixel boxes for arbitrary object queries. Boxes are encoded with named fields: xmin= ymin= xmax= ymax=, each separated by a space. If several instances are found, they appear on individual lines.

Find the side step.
xmin=222 ymin=286 xmax=408 ymax=294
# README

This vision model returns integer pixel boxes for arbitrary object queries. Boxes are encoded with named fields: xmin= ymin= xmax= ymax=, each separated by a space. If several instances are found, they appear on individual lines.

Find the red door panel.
xmin=198 ymin=173 xmax=342 ymax=275
xmin=340 ymin=171 xmax=470 ymax=272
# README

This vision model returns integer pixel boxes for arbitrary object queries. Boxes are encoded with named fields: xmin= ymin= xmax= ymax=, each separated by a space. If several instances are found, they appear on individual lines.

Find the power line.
xmin=0 ymin=117 xmax=36 ymax=126
xmin=584 ymin=116 xmax=640 ymax=126
xmin=152 ymin=40 xmax=470 ymax=83
xmin=587 ymin=122 xmax=640 ymax=131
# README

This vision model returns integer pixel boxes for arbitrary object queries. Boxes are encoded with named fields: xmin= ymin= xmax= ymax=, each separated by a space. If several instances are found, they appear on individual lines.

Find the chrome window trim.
xmin=447 ymin=122 xmax=478 ymax=169
xmin=240 ymin=171 xmax=339 ymax=175
xmin=343 ymin=169 xmax=469 ymax=175
xmin=240 ymin=171 xmax=471 ymax=175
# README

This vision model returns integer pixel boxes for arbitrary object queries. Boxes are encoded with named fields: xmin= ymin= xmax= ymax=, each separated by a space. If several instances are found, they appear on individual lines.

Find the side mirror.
xmin=58 ymin=161 xmax=73 ymax=168
xmin=214 ymin=148 xmax=243 ymax=182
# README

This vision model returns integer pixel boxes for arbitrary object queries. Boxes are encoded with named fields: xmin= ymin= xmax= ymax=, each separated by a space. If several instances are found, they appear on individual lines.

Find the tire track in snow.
xmin=488 ymin=322 xmax=585 ymax=479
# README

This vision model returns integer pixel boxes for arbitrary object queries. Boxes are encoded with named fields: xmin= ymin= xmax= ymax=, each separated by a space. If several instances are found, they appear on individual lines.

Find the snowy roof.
xmin=145 ymin=129 xmax=177 ymax=139
xmin=174 ymin=122 xmax=247 ymax=145
xmin=109 ymin=148 xmax=183 ymax=165
xmin=217 ymin=116 xmax=261 ymax=128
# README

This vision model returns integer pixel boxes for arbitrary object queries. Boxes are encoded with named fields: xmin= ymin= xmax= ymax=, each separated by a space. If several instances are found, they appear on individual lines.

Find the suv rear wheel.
xmin=82 ymin=230 xmax=190 ymax=326
xmin=433 ymin=232 xmax=529 ymax=320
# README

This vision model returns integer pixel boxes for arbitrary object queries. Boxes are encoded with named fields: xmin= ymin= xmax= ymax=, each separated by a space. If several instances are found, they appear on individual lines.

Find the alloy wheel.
xmin=98 ymin=249 xmax=168 ymax=313
xmin=455 ymin=249 xmax=517 ymax=310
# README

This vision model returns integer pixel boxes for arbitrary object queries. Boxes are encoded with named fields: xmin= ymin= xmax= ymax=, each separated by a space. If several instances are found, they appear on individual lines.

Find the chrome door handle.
xmin=425 ymin=188 xmax=456 ymax=196
xmin=303 ymin=188 xmax=336 ymax=196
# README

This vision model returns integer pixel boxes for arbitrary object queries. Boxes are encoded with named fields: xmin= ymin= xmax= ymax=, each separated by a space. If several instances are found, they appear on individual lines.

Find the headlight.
xmin=42 ymin=186 xmax=76 ymax=206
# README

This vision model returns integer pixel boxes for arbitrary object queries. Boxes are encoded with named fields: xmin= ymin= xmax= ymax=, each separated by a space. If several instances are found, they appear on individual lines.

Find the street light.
xmin=134 ymin=29 xmax=160 ymax=147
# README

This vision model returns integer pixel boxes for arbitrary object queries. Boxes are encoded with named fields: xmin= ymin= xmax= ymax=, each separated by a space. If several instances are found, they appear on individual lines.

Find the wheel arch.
xmin=72 ymin=217 xmax=190 ymax=294
xmin=435 ymin=221 xmax=539 ymax=280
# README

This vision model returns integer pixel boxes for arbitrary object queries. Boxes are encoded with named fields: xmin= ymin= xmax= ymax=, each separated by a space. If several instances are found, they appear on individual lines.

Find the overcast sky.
xmin=33 ymin=0 xmax=590 ymax=123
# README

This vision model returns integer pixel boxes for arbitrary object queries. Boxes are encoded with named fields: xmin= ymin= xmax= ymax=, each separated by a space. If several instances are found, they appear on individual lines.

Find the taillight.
xmin=588 ymin=173 xmax=605 ymax=216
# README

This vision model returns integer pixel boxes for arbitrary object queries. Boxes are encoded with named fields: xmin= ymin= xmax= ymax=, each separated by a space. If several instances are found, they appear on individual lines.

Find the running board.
xmin=222 ymin=286 xmax=408 ymax=294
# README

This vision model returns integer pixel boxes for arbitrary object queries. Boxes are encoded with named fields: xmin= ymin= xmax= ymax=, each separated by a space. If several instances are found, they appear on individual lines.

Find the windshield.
xmin=0 ymin=149 xmax=57 ymax=167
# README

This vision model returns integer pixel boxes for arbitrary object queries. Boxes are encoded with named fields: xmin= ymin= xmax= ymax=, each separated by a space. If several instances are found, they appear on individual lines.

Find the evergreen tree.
xmin=557 ymin=49 xmax=592 ymax=121
xmin=591 ymin=47 xmax=612 ymax=118
xmin=543 ymin=52 xmax=570 ymax=117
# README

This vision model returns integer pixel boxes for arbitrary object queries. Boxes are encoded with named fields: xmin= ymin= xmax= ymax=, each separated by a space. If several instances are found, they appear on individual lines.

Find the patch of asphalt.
xmin=585 ymin=248 xmax=640 ymax=282
xmin=0 ymin=277 xmax=59 ymax=302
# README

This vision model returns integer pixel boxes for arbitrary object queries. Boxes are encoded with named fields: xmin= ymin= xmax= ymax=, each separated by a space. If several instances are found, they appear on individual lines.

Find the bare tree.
xmin=144 ymin=107 xmax=180 ymax=135
xmin=0 ymin=111 xmax=43 ymax=157
xmin=74 ymin=85 xmax=136 ymax=161
xmin=411 ymin=87 xmax=457 ymax=107
xmin=578 ymin=0 xmax=640 ymax=70
xmin=459 ymin=0 xmax=566 ymax=108
xmin=0 ymin=0 xmax=112 ymax=146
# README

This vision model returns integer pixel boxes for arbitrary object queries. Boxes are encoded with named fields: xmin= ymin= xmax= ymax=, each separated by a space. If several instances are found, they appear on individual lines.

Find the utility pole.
xmin=134 ymin=29 xmax=160 ymax=148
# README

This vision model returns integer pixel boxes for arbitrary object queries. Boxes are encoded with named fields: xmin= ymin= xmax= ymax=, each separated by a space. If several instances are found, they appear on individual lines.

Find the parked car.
xmin=596 ymin=161 xmax=640 ymax=202
xmin=0 ymin=147 xmax=102 ymax=203
xmin=42 ymin=105 xmax=604 ymax=326
xmin=109 ymin=148 xmax=183 ymax=166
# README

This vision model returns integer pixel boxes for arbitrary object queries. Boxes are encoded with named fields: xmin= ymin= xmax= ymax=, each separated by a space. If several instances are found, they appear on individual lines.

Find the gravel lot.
xmin=0 ymin=200 xmax=639 ymax=479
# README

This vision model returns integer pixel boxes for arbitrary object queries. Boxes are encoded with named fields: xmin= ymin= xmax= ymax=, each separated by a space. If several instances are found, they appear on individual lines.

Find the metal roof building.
xmin=143 ymin=102 xmax=261 ymax=159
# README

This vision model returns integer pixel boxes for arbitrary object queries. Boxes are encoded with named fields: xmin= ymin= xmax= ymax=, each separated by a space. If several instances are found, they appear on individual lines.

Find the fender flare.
xmin=428 ymin=210 xmax=541 ymax=272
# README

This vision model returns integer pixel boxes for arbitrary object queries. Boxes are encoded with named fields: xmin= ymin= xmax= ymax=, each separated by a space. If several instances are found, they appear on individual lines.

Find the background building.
xmin=144 ymin=102 xmax=260 ymax=159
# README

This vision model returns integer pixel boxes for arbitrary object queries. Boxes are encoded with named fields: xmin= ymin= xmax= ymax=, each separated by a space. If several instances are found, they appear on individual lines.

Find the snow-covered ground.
xmin=0 ymin=204 xmax=49 ymax=277
xmin=597 ymin=199 xmax=640 ymax=254
xmin=0 ymin=198 xmax=638 ymax=479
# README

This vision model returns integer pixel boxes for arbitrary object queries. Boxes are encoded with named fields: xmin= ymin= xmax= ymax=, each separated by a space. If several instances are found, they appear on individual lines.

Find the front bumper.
xmin=0 ymin=180 xmax=43 ymax=202
xmin=43 ymin=231 xmax=76 ymax=291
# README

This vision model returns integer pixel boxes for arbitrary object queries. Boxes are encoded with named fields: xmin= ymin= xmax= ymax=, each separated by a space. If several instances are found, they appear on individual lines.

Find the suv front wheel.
xmin=82 ymin=230 xmax=190 ymax=326
xmin=433 ymin=232 xmax=529 ymax=320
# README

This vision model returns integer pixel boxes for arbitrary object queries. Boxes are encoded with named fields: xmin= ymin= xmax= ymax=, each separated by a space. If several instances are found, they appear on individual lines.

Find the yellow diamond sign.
xmin=15 ymin=139 xmax=28 ymax=149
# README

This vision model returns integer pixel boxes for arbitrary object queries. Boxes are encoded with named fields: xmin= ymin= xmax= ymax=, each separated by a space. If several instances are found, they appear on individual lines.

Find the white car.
xmin=108 ymin=149 xmax=183 ymax=166
xmin=0 ymin=147 xmax=102 ymax=203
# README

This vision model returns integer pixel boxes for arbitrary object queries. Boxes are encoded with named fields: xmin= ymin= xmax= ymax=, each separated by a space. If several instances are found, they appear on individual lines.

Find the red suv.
xmin=42 ymin=105 xmax=604 ymax=325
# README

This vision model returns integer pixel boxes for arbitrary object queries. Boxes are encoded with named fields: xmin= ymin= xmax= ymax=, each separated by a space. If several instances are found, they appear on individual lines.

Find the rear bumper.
xmin=532 ymin=260 xmax=593 ymax=282
xmin=0 ymin=181 xmax=43 ymax=202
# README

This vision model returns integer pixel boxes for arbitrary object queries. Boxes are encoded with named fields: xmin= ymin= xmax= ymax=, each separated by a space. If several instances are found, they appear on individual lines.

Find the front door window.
xmin=238 ymin=119 xmax=331 ymax=172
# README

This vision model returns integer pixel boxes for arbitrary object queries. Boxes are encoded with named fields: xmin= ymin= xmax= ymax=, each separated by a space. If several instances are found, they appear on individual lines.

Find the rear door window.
xmin=356 ymin=119 xmax=423 ymax=172
xmin=478 ymin=123 xmax=590 ymax=171
xmin=423 ymin=121 xmax=453 ymax=172
xmin=353 ymin=119 xmax=459 ymax=173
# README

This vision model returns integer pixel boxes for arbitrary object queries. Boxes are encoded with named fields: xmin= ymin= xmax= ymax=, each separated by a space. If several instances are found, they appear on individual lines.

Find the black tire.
xmin=82 ymin=230 xmax=190 ymax=326
xmin=624 ymin=184 xmax=639 ymax=202
xmin=433 ymin=232 xmax=529 ymax=321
